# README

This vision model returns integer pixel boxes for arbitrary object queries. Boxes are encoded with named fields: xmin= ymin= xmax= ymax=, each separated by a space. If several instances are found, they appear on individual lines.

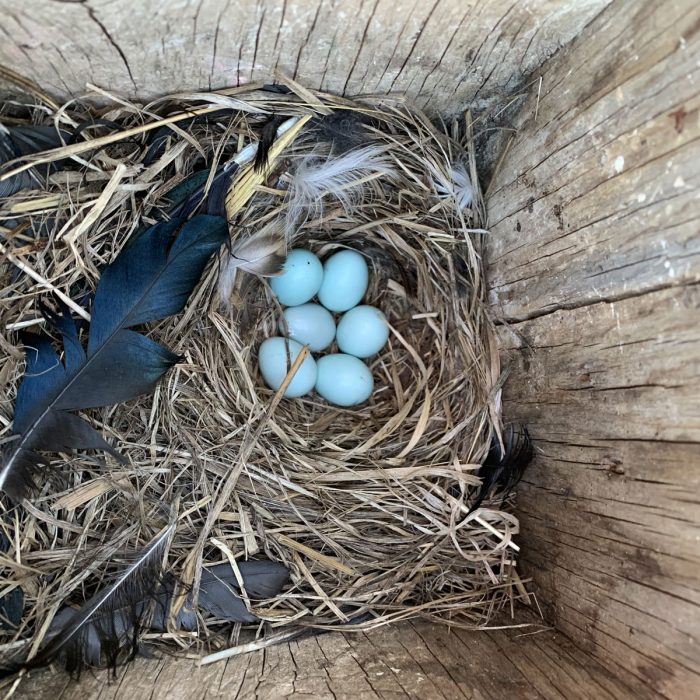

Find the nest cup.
xmin=0 ymin=78 xmax=526 ymax=664
xmin=207 ymin=96 xmax=519 ymax=629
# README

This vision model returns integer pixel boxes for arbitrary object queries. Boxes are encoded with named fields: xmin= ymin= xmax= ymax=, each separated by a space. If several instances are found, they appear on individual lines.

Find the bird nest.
xmin=0 ymin=74 xmax=530 ymax=673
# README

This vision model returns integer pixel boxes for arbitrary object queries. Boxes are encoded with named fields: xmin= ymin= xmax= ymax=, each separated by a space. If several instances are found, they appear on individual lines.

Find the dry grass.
xmin=0 ymin=76 xmax=530 ymax=669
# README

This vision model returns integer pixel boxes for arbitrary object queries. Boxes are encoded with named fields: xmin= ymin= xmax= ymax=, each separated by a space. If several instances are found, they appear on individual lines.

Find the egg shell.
xmin=318 ymin=249 xmax=368 ymax=312
xmin=258 ymin=337 xmax=317 ymax=397
xmin=281 ymin=303 xmax=336 ymax=352
xmin=270 ymin=249 xmax=323 ymax=306
xmin=336 ymin=305 xmax=389 ymax=358
xmin=315 ymin=353 xmax=374 ymax=407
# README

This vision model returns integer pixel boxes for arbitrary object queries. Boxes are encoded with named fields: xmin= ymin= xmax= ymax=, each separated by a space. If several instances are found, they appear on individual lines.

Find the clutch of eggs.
xmin=260 ymin=247 xmax=389 ymax=406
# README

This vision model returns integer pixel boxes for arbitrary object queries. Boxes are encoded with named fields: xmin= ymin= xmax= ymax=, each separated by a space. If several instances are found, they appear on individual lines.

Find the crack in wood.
xmin=342 ymin=0 xmax=379 ymax=96
xmin=493 ymin=280 xmax=700 ymax=325
xmin=84 ymin=3 xmax=137 ymax=92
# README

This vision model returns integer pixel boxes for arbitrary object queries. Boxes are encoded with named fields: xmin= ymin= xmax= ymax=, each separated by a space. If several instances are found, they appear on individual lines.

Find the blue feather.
xmin=0 ymin=215 xmax=228 ymax=501
xmin=14 ymin=335 xmax=67 ymax=434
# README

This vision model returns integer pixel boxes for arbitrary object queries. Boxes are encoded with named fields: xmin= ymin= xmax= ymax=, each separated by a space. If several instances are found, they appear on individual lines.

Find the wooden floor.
xmin=10 ymin=616 xmax=654 ymax=700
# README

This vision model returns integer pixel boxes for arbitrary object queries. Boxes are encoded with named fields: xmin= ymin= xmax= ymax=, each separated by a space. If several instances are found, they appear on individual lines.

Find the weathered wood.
xmin=495 ymin=287 xmax=700 ymax=700
xmin=486 ymin=0 xmax=700 ymax=320
xmin=10 ymin=618 xmax=653 ymax=699
xmin=0 ymin=0 xmax=611 ymax=114
xmin=481 ymin=1 xmax=700 ymax=696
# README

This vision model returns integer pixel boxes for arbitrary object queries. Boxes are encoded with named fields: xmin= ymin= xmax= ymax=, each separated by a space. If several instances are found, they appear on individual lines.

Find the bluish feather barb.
xmin=0 ymin=215 xmax=228 ymax=502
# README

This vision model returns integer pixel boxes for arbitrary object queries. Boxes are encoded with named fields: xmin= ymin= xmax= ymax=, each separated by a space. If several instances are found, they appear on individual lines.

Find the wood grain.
xmin=486 ymin=0 xmax=700 ymax=321
xmin=482 ymin=1 xmax=700 ymax=697
xmin=9 ymin=617 xmax=654 ymax=699
xmin=496 ymin=286 xmax=700 ymax=699
xmin=0 ymin=0 xmax=611 ymax=114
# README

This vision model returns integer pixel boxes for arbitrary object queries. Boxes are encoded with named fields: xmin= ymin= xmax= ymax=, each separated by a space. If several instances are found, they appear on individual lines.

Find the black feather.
xmin=0 ymin=215 xmax=228 ymax=501
xmin=129 ymin=169 xmax=211 ymax=243
xmin=254 ymin=115 xmax=288 ymax=173
xmin=0 ymin=124 xmax=67 ymax=197
xmin=142 ymin=111 xmax=236 ymax=166
xmin=150 ymin=559 xmax=290 ymax=630
xmin=0 ymin=557 xmax=290 ymax=675
xmin=312 ymin=112 xmax=376 ymax=155
xmin=162 ymin=170 xmax=212 ymax=211
xmin=142 ymin=123 xmax=188 ymax=167
xmin=66 ymin=119 xmax=122 ymax=145
xmin=23 ymin=526 xmax=173 ymax=675
xmin=468 ymin=424 xmax=533 ymax=515
xmin=169 ymin=165 xmax=237 ymax=220
xmin=195 ymin=560 xmax=290 ymax=623
xmin=261 ymin=84 xmax=293 ymax=95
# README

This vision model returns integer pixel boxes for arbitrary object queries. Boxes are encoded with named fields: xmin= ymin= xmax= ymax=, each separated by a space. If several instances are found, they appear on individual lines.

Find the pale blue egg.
xmin=258 ymin=337 xmax=317 ymax=397
xmin=318 ymin=250 xmax=368 ymax=312
xmin=336 ymin=305 xmax=389 ymax=358
xmin=281 ymin=303 xmax=336 ymax=352
xmin=270 ymin=249 xmax=323 ymax=306
xmin=315 ymin=353 xmax=374 ymax=406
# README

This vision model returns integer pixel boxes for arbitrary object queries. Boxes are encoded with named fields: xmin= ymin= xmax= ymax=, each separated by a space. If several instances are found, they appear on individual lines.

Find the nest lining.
xmin=0 ymin=76 xmax=529 ymax=667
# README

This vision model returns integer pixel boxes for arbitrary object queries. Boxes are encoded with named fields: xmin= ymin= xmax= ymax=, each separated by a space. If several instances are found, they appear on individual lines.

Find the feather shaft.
xmin=29 ymin=525 xmax=174 ymax=672
xmin=0 ymin=215 xmax=228 ymax=501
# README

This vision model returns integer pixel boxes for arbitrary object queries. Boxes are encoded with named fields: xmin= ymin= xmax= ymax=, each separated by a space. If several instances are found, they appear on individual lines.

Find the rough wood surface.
xmin=486 ymin=0 xmax=700 ymax=320
xmin=496 ymin=287 xmax=700 ymax=699
xmin=485 ymin=1 xmax=700 ymax=698
xmin=10 ymin=617 xmax=653 ymax=700
xmin=0 ymin=0 xmax=611 ymax=114
xmin=3 ymin=0 xmax=699 ymax=697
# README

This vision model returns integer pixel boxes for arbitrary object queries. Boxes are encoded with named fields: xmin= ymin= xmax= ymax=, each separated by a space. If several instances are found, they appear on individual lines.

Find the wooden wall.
xmin=0 ymin=0 xmax=611 ymax=114
xmin=485 ymin=1 xmax=700 ymax=698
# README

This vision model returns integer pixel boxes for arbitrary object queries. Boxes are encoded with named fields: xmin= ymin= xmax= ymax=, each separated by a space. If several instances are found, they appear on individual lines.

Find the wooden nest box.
xmin=2 ymin=0 xmax=698 ymax=698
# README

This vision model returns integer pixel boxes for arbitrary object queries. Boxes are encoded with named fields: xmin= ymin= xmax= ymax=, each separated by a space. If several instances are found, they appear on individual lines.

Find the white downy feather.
xmin=285 ymin=144 xmax=396 ymax=233
xmin=218 ymin=219 xmax=286 ymax=304
xmin=434 ymin=161 xmax=474 ymax=211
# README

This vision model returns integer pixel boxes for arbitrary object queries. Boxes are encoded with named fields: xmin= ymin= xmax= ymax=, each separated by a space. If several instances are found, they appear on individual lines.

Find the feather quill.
xmin=0 ymin=215 xmax=228 ymax=502
xmin=217 ymin=219 xmax=286 ymax=303
xmin=468 ymin=424 xmax=533 ymax=515
xmin=22 ymin=525 xmax=174 ymax=674
xmin=285 ymin=144 xmax=396 ymax=233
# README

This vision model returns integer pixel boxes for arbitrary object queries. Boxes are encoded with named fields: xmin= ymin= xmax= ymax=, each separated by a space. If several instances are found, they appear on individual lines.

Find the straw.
xmin=0 ymin=78 xmax=529 ymax=671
